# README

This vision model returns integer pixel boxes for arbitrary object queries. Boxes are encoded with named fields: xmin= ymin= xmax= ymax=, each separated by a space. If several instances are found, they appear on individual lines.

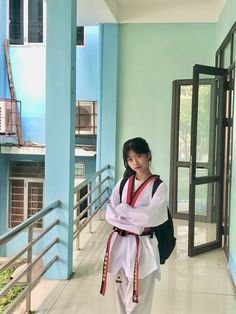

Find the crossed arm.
xmin=105 ymin=179 xmax=168 ymax=235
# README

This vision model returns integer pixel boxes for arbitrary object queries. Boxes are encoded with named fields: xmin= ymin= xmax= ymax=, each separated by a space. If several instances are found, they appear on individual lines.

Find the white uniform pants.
xmin=114 ymin=268 xmax=156 ymax=314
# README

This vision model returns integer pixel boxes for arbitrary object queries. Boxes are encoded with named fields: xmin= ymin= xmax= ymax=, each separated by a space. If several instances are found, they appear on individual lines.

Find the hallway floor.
xmin=15 ymin=213 xmax=236 ymax=314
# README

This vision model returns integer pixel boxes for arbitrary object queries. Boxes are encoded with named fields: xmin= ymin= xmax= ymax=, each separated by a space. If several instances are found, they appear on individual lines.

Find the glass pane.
xmin=10 ymin=179 xmax=24 ymax=227
xmin=77 ymin=26 xmax=84 ymax=46
xmin=233 ymin=33 xmax=236 ymax=62
xmin=223 ymin=42 xmax=231 ymax=68
xmin=216 ymin=54 xmax=220 ymax=68
xmin=178 ymin=85 xmax=192 ymax=161
xmin=195 ymin=76 xmax=224 ymax=177
xmin=9 ymin=0 xmax=24 ymax=45
xmin=177 ymin=167 xmax=189 ymax=214
xmin=196 ymin=168 xmax=208 ymax=177
xmin=28 ymin=182 xmax=43 ymax=228
xmin=196 ymin=82 xmax=211 ymax=164
xmin=195 ymin=183 xmax=208 ymax=216
xmin=28 ymin=0 xmax=43 ymax=43
xmin=194 ymin=181 xmax=220 ymax=247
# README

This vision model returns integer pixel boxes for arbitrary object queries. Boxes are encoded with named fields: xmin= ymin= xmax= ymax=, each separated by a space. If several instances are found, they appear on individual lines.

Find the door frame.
xmin=188 ymin=64 xmax=228 ymax=257
xmin=170 ymin=78 xmax=217 ymax=221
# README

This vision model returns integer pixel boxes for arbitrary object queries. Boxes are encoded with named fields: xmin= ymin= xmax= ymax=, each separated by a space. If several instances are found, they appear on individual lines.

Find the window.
xmin=9 ymin=0 xmax=24 ymax=45
xmin=9 ymin=0 xmax=44 ymax=45
xmin=9 ymin=161 xmax=44 ymax=228
xmin=75 ymin=162 xmax=85 ymax=179
xmin=76 ymin=26 xmax=84 ymax=46
xmin=76 ymin=101 xmax=97 ymax=136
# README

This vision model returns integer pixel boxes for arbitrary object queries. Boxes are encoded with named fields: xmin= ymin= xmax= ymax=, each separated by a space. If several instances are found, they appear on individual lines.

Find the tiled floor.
xmin=15 ymin=214 xmax=236 ymax=314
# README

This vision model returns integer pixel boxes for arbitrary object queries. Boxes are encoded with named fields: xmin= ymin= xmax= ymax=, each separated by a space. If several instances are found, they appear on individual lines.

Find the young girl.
xmin=100 ymin=137 xmax=168 ymax=314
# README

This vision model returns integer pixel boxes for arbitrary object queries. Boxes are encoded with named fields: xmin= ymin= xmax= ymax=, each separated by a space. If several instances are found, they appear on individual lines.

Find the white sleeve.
xmin=105 ymin=179 xmax=144 ymax=235
xmin=113 ymin=182 xmax=168 ymax=227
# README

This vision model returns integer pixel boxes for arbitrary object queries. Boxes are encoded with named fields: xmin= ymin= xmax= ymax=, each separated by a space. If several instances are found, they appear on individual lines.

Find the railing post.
xmin=25 ymin=225 xmax=33 ymax=313
xmin=88 ymin=182 xmax=92 ymax=233
xmin=99 ymin=174 xmax=103 ymax=220
xmin=76 ymin=189 xmax=81 ymax=250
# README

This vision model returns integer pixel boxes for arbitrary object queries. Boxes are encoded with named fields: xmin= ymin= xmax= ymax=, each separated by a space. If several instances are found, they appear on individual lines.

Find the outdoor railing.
xmin=0 ymin=200 xmax=61 ymax=314
xmin=73 ymin=164 xmax=111 ymax=249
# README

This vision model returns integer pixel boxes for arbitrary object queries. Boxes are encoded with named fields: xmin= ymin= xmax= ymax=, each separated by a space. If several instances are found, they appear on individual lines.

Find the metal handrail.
xmin=0 ymin=219 xmax=59 ymax=274
xmin=6 ymin=256 xmax=58 ymax=312
xmin=0 ymin=238 xmax=59 ymax=298
xmin=75 ymin=187 xmax=109 ymax=222
xmin=0 ymin=200 xmax=61 ymax=245
xmin=73 ymin=164 xmax=111 ymax=250
xmin=74 ymin=164 xmax=110 ymax=192
xmin=73 ymin=196 xmax=109 ymax=238
xmin=0 ymin=200 xmax=62 ymax=314
xmin=74 ymin=176 xmax=109 ymax=210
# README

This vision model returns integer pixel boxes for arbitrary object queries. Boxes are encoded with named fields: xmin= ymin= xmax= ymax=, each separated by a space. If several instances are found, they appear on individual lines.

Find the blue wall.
xmin=0 ymin=152 xmax=95 ymax=256
xmin=9 ymin=47 xmax=46 ymax=143
xmin=5 ymin=26 xmax=99 ymax=144
xmin=76 ymin=27 xmax=99 ymax=100
xmin=75 ymin=156 xmax=96 ymax=178
xmin=0 ymin=154 xmax=45 ymax=255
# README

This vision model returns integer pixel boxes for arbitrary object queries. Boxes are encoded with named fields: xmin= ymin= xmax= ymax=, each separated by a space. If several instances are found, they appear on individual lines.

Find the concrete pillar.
xmin=0 ymin=155 xmax=8 ymax=256
xmin=97 ymin=24 xmax=118 ymax=183
xmin=44 ymin=0 xmax=76 ymax=279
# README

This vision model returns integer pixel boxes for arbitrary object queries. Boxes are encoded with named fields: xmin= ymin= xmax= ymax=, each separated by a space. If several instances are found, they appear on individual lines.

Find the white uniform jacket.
xmin=105 ymin=177 xmax=168 ymax=280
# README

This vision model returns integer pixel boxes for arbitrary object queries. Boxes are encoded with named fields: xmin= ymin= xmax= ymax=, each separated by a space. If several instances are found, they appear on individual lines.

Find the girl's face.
xmin=127 ymin=150 xmax=150 ymax=176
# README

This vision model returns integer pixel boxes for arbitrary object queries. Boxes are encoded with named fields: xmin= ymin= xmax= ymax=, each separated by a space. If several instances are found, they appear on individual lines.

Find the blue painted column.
xmin=0 ymin=155 xmax=8 ymax=256
xmin=97 ymin=24 xmax=118 ymax=183
xmin=44 ymin=0 xmax=76 ymax=279
xmin=0 ymin=0 xmax=7 ymax=98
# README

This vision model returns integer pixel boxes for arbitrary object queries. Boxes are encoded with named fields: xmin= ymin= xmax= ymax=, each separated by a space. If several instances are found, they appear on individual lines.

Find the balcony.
xmin=0 ymin=99 xmax=23 ymax=145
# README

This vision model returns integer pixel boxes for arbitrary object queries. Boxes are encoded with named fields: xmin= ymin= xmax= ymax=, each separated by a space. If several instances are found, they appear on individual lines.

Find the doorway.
xmin=170 ymin=64 xmax=234 ymax=257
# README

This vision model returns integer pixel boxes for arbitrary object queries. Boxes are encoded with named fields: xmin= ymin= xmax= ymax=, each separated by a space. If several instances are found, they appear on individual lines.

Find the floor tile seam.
xmin=45 ymin=249 xmax=98 ymax=314
xmin=73 ymin=236 xmax=99 ymax=273
xmin=34 ymin=234 xmax=100 ymax=313
xmin=156 ymin=288 xmax=236 ymax=297
xmin=156 ymin=288 xmax=236 ymax=295
xmin=187 ymin=290 xmax=236 ymax=297
xmin=72 ymin=221 xmax=106 ymax=269
xmin=24 ymin=280 xmax=67 ymax=314
xmin=46 ymin=279 xmax=73 ymax=314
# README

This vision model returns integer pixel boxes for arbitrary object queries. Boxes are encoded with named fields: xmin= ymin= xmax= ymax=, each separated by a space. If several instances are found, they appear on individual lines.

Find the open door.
xmin=188 ymin=64 xmax=228 ymax=256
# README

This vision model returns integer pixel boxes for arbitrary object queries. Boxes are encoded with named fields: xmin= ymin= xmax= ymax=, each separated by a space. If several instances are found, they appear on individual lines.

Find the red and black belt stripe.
xmin=100 ymin=227 xmax=153 ymax=303
xmin=101 ymin=175 xmax=157 ymax=303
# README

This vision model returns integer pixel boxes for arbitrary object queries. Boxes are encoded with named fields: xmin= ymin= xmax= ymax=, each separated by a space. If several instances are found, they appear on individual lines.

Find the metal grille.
xmin=76 ymin=101 xmax=97 ymax=136
xmin=10 ymin=161 xmax=45 ymax=178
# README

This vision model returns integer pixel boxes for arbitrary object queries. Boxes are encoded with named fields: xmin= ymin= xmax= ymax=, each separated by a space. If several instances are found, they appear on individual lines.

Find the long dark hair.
xmin=122 ymin=137 xmax=152 ymax=179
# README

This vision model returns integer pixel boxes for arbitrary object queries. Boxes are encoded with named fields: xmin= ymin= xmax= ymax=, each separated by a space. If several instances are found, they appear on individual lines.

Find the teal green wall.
xmin=216 ymin=0 xmax=236 ymax=285
xmin=116 ymin=24 xmax=216 ymax=186
xmin=216 ymin=0 xmax=236 ymax=47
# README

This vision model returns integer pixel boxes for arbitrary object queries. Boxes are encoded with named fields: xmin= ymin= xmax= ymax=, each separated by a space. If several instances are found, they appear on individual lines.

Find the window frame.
xmin=75 ymin=100 xmax=97 ymax=137
xmin=76 ymin=26 xmax=85 ymax=47
xmin=75 ymin=162 xmax=85 ymax=179
xmin=8 ymin=161 xmax=45 ymax=229
xmin=8 ymin=0 xmax=46 ymax=46
xmin=215 ymin=19 xmax=236 ymax=68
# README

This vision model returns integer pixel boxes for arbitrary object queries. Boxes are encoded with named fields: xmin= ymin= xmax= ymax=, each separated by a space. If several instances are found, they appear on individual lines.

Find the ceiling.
xmin=77 ymin=0 xmax=227 ymax=25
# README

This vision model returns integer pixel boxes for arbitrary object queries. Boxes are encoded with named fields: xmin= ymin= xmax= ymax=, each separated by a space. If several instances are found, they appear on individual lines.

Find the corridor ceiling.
xmin=77 ymin=0 xmax=227 ymax=25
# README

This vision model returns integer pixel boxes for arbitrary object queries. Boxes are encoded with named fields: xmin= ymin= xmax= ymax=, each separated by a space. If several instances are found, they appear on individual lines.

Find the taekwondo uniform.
xmin=101 ymin=175 xmax=168 ymax=314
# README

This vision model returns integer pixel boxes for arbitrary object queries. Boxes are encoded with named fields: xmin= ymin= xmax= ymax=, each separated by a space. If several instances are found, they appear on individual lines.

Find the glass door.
xmin=188 ymin=64 xmax=228 ymax=256
xmin=170 ymin=81 xmax=192 ymax=219
xmin=222 ymin=65 xmax=235 ymax=256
